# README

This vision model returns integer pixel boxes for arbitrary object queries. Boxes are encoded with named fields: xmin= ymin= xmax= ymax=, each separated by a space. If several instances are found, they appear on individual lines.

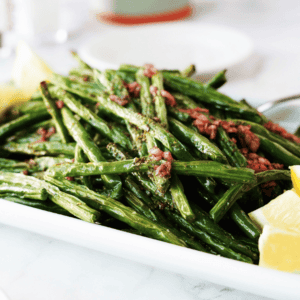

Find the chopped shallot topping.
xmin=125 ymin=81 xmax=141 ymax=98
xmin=55 ymin=100 xmax=64 ymax=109
xmin=178 ymin=107 xmax=209 ymax=119
xmin=154 ymin=161 xmax=172 ymax=178
xmin=143 ymin=64 xmax=157 ymax=78
xmin=264 ymin=121 xmax=300 ymax=143
xmin=163 ymin=151 xmax=174 ymax=162
xmin=109 ymin=94 xmax=129 ymax=106
xmin=149 ymin=85 xmax=158 ymax=97
xmin=237 ymin=125 xmax=260 ymax=153
xmin=36 ymin=126 xmax=56 ymax=143
xmin=230 ymin=137 xmax=237 ymax=144
xmin=160 ymin=90 xmax=177 ymax=107
xmin=22 ymin=170 xmax=29 ymax=175
xmin=149 ymin=146 xmax=164 ymax=161
xmin=45 ymin=126 xmax=56 ymax=139
xmin=65 ymin=177 xmax=75 ymax=181
xmin=241 ymin=149 xmax=284 ymax=173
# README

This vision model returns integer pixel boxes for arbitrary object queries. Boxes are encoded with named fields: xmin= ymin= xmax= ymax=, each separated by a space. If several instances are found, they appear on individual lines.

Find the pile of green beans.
xmin=0 ymin=53 xmax=296 ymax=265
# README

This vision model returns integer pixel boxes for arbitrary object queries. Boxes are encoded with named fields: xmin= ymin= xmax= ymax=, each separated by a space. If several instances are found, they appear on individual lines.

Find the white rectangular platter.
xmin=0 ymin=199 xmax=299 ymax=300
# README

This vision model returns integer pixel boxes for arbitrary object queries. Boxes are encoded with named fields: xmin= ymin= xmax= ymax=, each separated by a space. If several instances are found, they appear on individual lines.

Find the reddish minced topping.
xmin=264 ymin=121 xmax=300 ymax=143
xmin=240 ymin=148 xmax=284 ymax=197
xmin=163 ymin=151 xmax=174 ymax=162
xmin=35 ymin=126 xmax=56 ymax=143
xmin=149 ymin=146 xmax=164 ymax=161
xmin=125 ymin=81 xmax=141 ymax=98
xmin=178 ymin=107 xmax=209 ymax=118
xmin=154 ymin=161 xmax=172 ymax=178
xmin=160 ymin=90 xmax=177 ymax=107
xmin=27 ymin=158 xmax=37 ymax=167
xmin=143 ymin=64 xmax=157 ymax=78
xmin=237 ymin=125 xmax=260 ymax=153
xmin=240 ymin=148 xmax=284 ymax=173
xmin=65 ymin=177 xmax=75 ymax=181
xmin=22 ymin=170 xmax=29 ymax=175
xmin=109 ymin=94 xmax=129 ymax=106
xmin=230 ymin=137 xmax=237 ymax=144
xmin=153 ymin=117 xmax=161 ymax=123
xmin=55 ymin=100 xmax=64 ymax=109
xmin=260 ymin=180 xmax=278 ymax=197
xmin=149 ymin=147 xmax=174 ymax=178
xmin=149 ymin=85 xmax=158 ymax=97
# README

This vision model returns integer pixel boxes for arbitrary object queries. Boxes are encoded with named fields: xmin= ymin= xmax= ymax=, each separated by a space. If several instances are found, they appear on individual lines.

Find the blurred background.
xmin=0 ymin=0 xmax=300 ymax=104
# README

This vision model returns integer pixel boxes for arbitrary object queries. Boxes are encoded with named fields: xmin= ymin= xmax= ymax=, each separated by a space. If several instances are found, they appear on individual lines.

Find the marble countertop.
xmin=1 ymin=1 xmax=300 ymax=299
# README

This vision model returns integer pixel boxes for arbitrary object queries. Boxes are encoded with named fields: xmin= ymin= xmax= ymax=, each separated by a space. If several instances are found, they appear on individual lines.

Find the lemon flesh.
xmin=259 ymin=226 xmax=300 ymax=273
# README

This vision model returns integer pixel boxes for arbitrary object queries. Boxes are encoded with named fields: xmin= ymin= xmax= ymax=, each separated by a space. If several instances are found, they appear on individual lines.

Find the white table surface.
xmin=1 ymin=0 xmax=300 ymax=299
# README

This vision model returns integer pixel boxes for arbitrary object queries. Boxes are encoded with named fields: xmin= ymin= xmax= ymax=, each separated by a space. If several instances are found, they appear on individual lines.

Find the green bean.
xmin=52 ymin=73 xmax=104 ymax=100
xmin=162 ymin=72 xmax=261 ymax=122
xmin=75 ymin=144 xmax=93 ymax=189
xmin=170 ymin=174 xmax=195 ymax=222
xmin=0 ymin=172 xmax=101 ymax=223
xmin=51 ymin=87 xmax=132 ymax=150
xmin=1 ymin=196 xmax=72 ymax=217
xmin=14 ymin=100 xmax=46 ymax=114
xmin=191 ymin=203 xmax=258 ymax=260
xmin=70 ymin=50 xmax=92 ymax=70
xmin=206 ymin=69 xmax=227 ymax=89
xmin=0 ymin=183 xmax=48 ymax=200
xmin=230 ymin=119 xmax=300 ymax=157
xmin=181 ymin=65 xmax=196 ymax=77
xmin=164 ymin=210 xmax=253 ymax=263
xmin=168 ymin=117 xmax=227 ymax=163
xmin=40 ymin=81 xmax=70 ymax=143
xmin=167 ymin=106 xmax=191 ymax=123
xmin=294 ymin=125 xmax=300 ymax=138
xmin=209 ymin=184 xmax=245 ymax=223
xmin=96 ymin=94 xmax=194 ymax=161
xmin=0 ymin=110 xmax=49 ymax=140
xmin=256 ymin=133 xmax=300 ymax=166
xmin=123 ymin=189 xmax=158 ymax=222
xmin=229 ymin=203 xmax=261 ymax=240
xmin=61 ymin=107 xmax=122 ymax=199
xmin=152 ymin=72 xmax=168 ymax=128
xmin=136 ymin=69 xmax=155 ymax=117
xmin=30 ymin=142 xmax=74 ymax=156
xmin=44 ymin=174 xmax=186 ymax=247
xmin=32 ymin=157 xmax=73 ymax=172
xmin=46 ymin=160 xmax=256 ymax=184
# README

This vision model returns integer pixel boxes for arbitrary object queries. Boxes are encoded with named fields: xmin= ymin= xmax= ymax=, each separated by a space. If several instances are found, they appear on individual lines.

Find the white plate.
xmin=79 ymin=23 xmax=253 ymax=73
xmin=0 ymin=199 xmax=299 ymax=300
xmin=1 ymin=101 xmax=300 ymax=299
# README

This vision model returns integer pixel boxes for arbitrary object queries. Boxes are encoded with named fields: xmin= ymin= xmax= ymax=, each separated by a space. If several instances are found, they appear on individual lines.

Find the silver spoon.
xmin=256 ymin=94 xmax=300 ymax=113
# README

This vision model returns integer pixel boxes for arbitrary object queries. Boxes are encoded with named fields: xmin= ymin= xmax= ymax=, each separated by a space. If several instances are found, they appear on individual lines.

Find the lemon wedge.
xmin=11 ymin=41 xmax=53 ymax=99
xmin=259 ymin=225 xmax=300 ymax=273
xmin=290 ymin=165 xmax=300 ymax=197
xmin=249 ymin=188 xmax=300 ymax=272
xmin=0 ymin=84 xmax=26 ymax=112
xmin=249 ymin=189 xmax=300 ymax=233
